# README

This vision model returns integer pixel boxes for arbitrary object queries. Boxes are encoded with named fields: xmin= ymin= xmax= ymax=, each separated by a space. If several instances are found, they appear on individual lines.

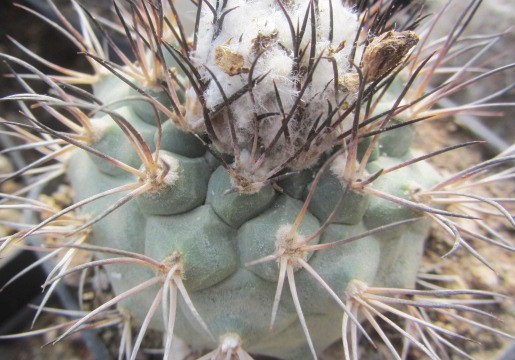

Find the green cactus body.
xmin=66 ymin=69 xmax=440 ymax=357
xmin=61 ymin=0 xmax=446 ymax=358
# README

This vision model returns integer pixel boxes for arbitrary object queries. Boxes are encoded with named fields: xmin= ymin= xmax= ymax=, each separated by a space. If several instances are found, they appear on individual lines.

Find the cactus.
xmin=0 ymin=0 xmax=514 ymax=359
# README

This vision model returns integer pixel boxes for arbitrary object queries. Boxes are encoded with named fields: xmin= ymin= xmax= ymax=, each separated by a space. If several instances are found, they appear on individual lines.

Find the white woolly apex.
xmin=193 ymin=0 xmax=359 ymax=108
xmin=187 ymin=0 xmax=362 ymax=183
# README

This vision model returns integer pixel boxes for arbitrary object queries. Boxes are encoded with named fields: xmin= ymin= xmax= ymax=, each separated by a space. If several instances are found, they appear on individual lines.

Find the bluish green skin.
xmin=67 ymin=74 xmax=441 ymax=359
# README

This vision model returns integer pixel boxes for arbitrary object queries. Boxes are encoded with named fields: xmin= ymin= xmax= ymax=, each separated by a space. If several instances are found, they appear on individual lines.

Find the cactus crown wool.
xmin=0 ymin=1 xmax=513 ymax=359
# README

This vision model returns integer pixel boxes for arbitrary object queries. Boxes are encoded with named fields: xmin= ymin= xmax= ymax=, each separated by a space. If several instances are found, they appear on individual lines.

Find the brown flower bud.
xmin=362 ymin=30 xmax=419 ymax=81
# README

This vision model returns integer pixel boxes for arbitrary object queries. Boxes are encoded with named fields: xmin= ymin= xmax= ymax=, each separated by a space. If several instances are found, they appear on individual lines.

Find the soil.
xmin=0 ymin=1 xmax=513 ymax=360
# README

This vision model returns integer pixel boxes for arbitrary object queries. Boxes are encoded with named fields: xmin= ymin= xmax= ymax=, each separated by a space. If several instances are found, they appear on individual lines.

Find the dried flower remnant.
xmin=214 ymin=46 xmax=250 ymax=76
xmin=362 ymin=30 xmax=419 ymax=82
xmin=252 ymin=30 xmax=279 ymax=53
